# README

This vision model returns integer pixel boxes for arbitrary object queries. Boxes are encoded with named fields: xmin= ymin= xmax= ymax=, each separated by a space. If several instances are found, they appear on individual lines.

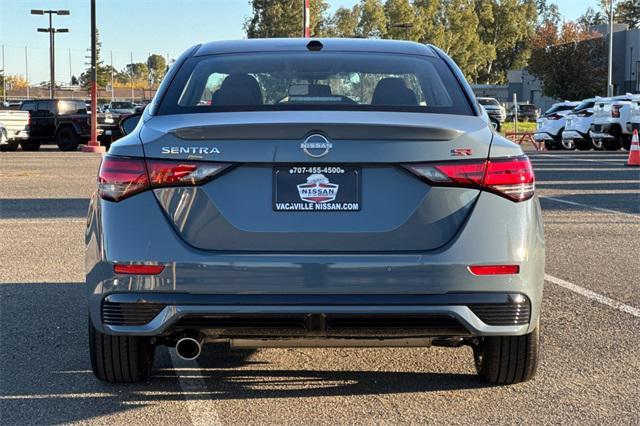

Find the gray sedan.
xmin=86 ymin=38 xmax=544 ymax=385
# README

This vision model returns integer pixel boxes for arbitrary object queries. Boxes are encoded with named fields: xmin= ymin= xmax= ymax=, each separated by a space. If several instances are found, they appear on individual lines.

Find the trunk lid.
xmin=141 ymin=111 xmax=492 ymax=252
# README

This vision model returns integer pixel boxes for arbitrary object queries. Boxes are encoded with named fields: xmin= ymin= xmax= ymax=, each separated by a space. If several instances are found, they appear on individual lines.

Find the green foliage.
xmin=245 ymin=0 xmax=330 ymax=37
xmin=357 ymin=0 xmax=388 ymax=38
xmin=528 ymin=35 xmax=607 ymax=100
xmin=147 ymin=54 xmax=167 ymax=86
xmin=615 ymin=0 xmax=640 ymax=29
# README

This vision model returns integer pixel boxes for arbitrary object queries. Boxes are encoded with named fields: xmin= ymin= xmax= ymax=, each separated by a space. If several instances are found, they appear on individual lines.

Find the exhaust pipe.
xmin=175 ymin=335 xmax=203 ymax=360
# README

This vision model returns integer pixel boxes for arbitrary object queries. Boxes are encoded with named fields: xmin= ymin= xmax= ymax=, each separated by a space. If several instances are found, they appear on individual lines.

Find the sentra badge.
xmin=161 ymin=146 xmax=221 ymax=155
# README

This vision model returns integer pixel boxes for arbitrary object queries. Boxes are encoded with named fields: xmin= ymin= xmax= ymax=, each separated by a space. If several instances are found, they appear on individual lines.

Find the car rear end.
xmin=562 ymin=99 xmax=596 ymax=150
xmin=534 ymin=102 xmax=577 ymax=149
xmin=86 ymin=39 xmax=544 ymax=385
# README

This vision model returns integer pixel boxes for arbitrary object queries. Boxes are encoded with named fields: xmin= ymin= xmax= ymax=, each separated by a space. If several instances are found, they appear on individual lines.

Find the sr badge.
xmin=297 ymin=173 xmax=339 ymax=203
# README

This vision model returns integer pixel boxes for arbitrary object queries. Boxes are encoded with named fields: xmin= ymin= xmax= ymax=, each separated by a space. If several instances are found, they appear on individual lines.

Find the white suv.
xmin=534 ymin=101 xmax=579 ymax=150
xmin=561 ymin=99 xmax=597 ymax=150
xmin=590 ymin=94 xmax=640 ymax=150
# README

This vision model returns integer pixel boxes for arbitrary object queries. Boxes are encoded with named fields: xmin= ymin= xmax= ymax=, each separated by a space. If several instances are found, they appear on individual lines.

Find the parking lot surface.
xmin=1 ymin=147 xmax=639 ymax=425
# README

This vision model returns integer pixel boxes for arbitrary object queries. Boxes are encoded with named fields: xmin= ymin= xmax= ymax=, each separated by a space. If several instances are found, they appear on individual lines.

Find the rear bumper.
xmin=533 ymin=132 xmax=556 ymax=141
xmin=101 ymin=292 xmax=531 ymax=337
xmin=562 ymin=130 xmax=589 ymax=141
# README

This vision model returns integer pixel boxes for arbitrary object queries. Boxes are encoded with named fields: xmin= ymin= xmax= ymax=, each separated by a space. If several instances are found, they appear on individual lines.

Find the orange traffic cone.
xmin=627 ymin=129 xmax=640 ymax=166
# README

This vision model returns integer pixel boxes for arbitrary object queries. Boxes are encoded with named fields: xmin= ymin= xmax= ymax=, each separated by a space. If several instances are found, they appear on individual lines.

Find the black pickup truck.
xmin=19 ymin=99 xmax=115 ymax=151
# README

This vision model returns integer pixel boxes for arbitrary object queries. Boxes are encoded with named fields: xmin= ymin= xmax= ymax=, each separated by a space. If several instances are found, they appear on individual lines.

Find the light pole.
xmin=31 ymin=9 xmax=69 ymax=99
xmin=607 ymin=0 xmax=615 ymax=96
xmin=82 ymin=0 xmax=104 ymax=152
xmin=303 ymin=0 xmax=310 ymax=37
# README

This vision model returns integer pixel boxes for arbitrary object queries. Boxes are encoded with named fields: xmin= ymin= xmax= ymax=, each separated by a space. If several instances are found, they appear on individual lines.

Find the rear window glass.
xmin=544 ymin=104 xmax=574 ymax=115
xmin=158 ymin=52 xmax=473 ymax=116
xmin=573 ymin=101 xmax=594 ymax=111
xmin=478 ymin=98 xmax=499 ymax=106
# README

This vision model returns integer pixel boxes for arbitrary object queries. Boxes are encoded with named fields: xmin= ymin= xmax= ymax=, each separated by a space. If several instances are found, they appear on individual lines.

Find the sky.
xmin=1 ymin=0 xmax=600 ymax=84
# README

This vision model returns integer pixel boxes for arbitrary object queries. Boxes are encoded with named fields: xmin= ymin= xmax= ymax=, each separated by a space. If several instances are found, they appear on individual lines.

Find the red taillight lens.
xmin=98 ymin=156 xmax=231 ymax=201
xmin=577 ymin=111 xmax=593 ymax=117
xmin=547 ymin=114 xmax=562 ymax=120
xmin=146 ymin=160 xmax=230 ymax=188
xmin=483 ymin=157 xmax=535 ymax=202
xmin=404 ymin=156 xmax=535 ymax=202
xmin=468 ymin=265 xmax=520 ymax=275
xmin=114 ymin=264 xmax=165 ymax=275
xmin=612 ymin=105 xmax=622 ymax=118
xmin=98 ymin=156 xmax=150 ymax=202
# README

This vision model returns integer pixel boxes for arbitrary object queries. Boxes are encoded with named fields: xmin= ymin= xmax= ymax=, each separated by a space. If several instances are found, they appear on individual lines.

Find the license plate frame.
xmin=273 ymin=165 xmax=361 ymax=212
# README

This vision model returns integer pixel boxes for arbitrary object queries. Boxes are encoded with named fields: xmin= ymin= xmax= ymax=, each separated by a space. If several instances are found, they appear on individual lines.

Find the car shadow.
xmin=0 ymin=281 xmax=490 ymax=424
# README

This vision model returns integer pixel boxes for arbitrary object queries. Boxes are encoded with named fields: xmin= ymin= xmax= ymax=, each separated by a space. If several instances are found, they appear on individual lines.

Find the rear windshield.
xmin=544 ymin=104 xmax=573 ymax=115
xmin=158 ymin=52 xmax=473 ymax=115
xmin=478 ymin=98 xmax=499 ymax=106
xmin=519 ymin=104 xmax=537 ymax=111
xmin=111 ymin=102 xmax=134 ymax=109
xmin=572 ymin=100 xmax=594 ymax=111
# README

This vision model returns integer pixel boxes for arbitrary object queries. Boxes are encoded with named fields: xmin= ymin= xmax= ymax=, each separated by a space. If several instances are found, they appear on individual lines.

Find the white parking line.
xmin=0 ymin=218 xmax=86 ymax=224
xmin=170 ymin=351 xmax=222 ymax=426
xmin=541 ymin=196 xmax=640 ymax=218
xmin=545 ymin=274 xmax=640 ymax=318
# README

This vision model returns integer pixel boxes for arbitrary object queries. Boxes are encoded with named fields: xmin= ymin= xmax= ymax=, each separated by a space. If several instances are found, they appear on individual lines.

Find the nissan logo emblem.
xmin=300 ymin=134 xmax=332 ymax=158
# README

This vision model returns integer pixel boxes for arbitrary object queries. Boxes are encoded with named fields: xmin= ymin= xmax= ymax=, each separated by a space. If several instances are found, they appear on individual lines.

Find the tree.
xmin=357 ymin=0 xmax=387 ymax=38
xmin=384 ymin=0 xmax=420 ymax=40
xmin=414 ymin=0 xmax=445 ymax=47
xmin=326 ymin=6 xmax=361 ymax=37
xmin=615 ymin=0 xmax=640 ymax=29
xmin=577 ymin=7 xmax=608 ymax=30
xmin=146 ymin=54 xmax=167 ymax=86
xmin=475 ymin=0 xmax=537 ymax=84
xmin=528 ymin=22 xmax=606 ymax=100
xmin=245 ymin=0 xmax=330 ymax=38
xmin=536 ymin=0 xmax=561 ymax=26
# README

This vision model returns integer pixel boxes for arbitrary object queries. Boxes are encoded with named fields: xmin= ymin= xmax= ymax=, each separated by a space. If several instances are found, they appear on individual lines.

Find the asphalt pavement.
xmin=1 ymin=147 xmax=639 ymax=425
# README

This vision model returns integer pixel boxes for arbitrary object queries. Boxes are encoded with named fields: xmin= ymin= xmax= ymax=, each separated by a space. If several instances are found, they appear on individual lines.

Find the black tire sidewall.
xmin=56 ymin=128 xmax=80 ymax=151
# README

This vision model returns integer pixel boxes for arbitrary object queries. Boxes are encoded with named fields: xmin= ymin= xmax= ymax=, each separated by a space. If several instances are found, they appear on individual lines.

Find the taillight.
xmin=146 ymin=159 xmax=230 ymax=188
xmin=612 ymin=105 xmax=622 ymax=118
xmin=577 ymin=111 xmax=593 ymax=117
xmin=98 ymin=156 xmax=231 ymax=202
xmin=547 ymin=114 xmax=562 ymax=120
xmin=98 ymin=156 xmax=149 ymax=202
xmin=404 ymin=156 xmax=535 ymax=202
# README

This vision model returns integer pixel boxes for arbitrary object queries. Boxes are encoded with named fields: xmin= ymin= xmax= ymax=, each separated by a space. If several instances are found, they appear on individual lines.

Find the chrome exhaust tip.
xmin=175 ymin=336 xmax=203 ymax=360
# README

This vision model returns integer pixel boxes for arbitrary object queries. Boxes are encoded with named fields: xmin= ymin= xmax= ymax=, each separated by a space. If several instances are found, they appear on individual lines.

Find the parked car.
xmin=104 ymin=101 xmax=137 ymax=114
xmin=0 ymin=108 xmax=30 ymax=151
xmin=19 ymin=99 xmax=112 ymax=151
xmin=507 ymin=103 xmax=540 ymax=122
xmin=561 ymin=98 xmax=597 ymax=150
xmin=86 ymin=39 xmax=544 ymax=386
xmin=533 ymin=101 xmax=579 ymax=150
xmin=590 ymin=94 xmax=640 ymax=150
xmin=477 ymin=97 xmax=506 ymax=126
xmin=629 ymin=100 xmax=640 ymax=134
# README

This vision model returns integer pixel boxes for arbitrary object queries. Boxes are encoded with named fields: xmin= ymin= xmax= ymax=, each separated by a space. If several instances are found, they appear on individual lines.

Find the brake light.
xmin=98 ymin=156 xmax=231 ymax=202
xmin=612 ymin=105 xmax=622 ymax=118
xmin=98 ymin=156 xmax=149 ymax=202
xmin=114 ymin=264 xmax=165 ymax=275
xmin=547 ymin=114 xmax=562 ymax=120
xmin=468 ymin=265 xmax=519 ymax=275
xmin=146 ymin=159 xmax=230 ymax=188
xmin=577 ymin=111 xmax=593 ymax=117
xmin=404 ymin=156 xmax=535 ymax=202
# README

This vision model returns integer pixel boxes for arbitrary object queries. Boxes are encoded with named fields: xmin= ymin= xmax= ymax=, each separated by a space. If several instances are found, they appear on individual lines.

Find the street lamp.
xmin=607 ymin=0 xmax=614 ymax=96
xmin=31 ymin=9 xmax=70 ymax=98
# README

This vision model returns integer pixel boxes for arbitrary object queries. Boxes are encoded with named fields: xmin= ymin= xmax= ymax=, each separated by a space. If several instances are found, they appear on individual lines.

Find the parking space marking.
xmin=545 ymin=274 xmax=640 ymax=318
xmin=541 ymin=196 xmax=640 ymax=218
xmin=0 ymin=218 xmax=86 ymax=224
xmin=169 ymin=351 xmax=222 ymax=426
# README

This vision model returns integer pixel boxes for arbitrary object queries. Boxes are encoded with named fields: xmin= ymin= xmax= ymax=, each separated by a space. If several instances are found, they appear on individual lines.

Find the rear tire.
xmin=621 ymin=135 xmax=631 ymax=151
xmin=603 ymin=138 xmax=622 ymax=151
xmin=592 ymin=138 xmax=605 ymax=150
xmin=56 ymin=127 xmax=80 ymax=151
xmin=89 ymin=319 xmax=155 ymax=383
xmin=473 ymin=327 xmax=539 ymax=385
xmin=20 ymin=140 xmax=41 ymax=151
xmin=575 ymin=139 xmax=592 ymax=151
xmin=0 ymin=140 xmax=19 ymax=152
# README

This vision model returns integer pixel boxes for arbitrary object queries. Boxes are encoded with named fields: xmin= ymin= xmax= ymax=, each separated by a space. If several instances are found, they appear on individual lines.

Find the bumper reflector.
xmin=468 ymin=265 xmax=520 ymax=275
xmin=113 ymin=264 xmax=165 ymax=275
